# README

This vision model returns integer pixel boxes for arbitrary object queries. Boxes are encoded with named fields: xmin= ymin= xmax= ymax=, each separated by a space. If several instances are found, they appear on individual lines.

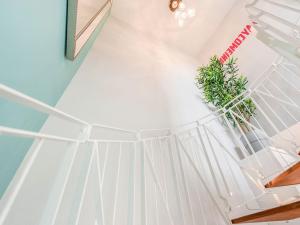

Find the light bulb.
xmin=187 ymin=8 xmax=196 ymax=17
xmin=179 ymin=2 xmax=185 ymax=10
xmin=171 ymin=1 xmax=179 ymax=10
xmin=170 ymin=1 xmax=196 ymax=28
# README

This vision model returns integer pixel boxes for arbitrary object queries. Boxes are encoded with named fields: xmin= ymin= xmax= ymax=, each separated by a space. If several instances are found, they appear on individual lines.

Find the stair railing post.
xmin=176 ymin=135 xmax=232 ymax=225
xmin=94 ymin=141 xmax=105 ymax=225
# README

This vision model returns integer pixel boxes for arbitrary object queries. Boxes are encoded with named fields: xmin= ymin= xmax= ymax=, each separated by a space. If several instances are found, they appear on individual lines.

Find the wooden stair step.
xmin=232 ymin=200 xmax=300 ymax=224
xmin=265 ymin=162 xmax=300 ymax=188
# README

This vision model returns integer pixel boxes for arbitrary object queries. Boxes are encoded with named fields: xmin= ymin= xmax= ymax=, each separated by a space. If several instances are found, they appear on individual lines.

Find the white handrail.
xmin=0 ymin=57 xmax=300 ymax=225
xmin=144 ymin=146 xmax=176 ymax=225
xmin=176 ymin=136 xmax=232 ymax=225
xmin=92 ymin=123 xmax=137 ymax=134
xmin=39 ymin=142 xmax=81 ymax=225
xmin=0 ymin=140 xmax=44 ymax=225
xmin=0 ymin=84 xmax=89 ymax=126
xmin=0 ymin=126 xmax=79 ymax=143
xmin=0 ymin=83 xmax=256 ymax=139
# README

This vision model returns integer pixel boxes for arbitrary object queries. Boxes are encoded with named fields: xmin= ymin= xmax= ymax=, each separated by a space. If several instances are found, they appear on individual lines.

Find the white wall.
xmin=198 ymin=0 xmax=278 ymax=84
xmin=58 ymin=16 xmax=212 ymax=130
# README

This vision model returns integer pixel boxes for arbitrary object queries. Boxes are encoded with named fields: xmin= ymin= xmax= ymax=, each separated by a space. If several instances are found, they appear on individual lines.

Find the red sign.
xmin=219 ymin=23 xmax=255 ymax=64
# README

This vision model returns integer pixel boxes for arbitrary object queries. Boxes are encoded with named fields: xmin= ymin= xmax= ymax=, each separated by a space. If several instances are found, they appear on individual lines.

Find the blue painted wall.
xmin=0 ymin=0 xmax=108 ymax=197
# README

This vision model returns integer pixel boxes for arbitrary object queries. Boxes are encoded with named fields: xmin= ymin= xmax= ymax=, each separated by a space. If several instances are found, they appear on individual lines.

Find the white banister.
xmin=174 ymin=136 xmax=196 ymax=225
xmin=74 ymin=144 xmax=95 ymax=225
xmin=0 ymin=126 xmax=79 ymax=143
xmin=39 ymin=142 xmax=81 ymax=225
xmin=176 ymin=136 xmax=232 ymax=225
xmin=0 ymin=139 xmax=44 ymax=225
xmin=95 ymin=142 xmax=105 ymax=225
xmin=144 ymin=146 xmax=175 ymax=225
xmin=166 ymin=138 xmax=187 ymax=225
xmin=1 ymin=55 xmax=300 ymax=224
xmin=112 ymin=143 xmax=122 ymax=225
xmin=92 ymin=123 xmax=137 ymax=134
xmin=0 ymin=84 xmax=89 ymax=126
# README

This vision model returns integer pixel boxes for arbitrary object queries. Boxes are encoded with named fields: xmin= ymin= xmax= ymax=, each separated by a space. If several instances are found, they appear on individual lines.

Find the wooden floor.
xmin=265 ymin=162 xmax=300 ymax=188
xmin=232 ymin=200 xmax=300 ymax=224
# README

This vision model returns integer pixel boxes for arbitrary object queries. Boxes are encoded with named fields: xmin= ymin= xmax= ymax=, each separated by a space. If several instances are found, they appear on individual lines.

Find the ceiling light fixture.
xmin=169 ymin=0 xmax=196 ymax=27
xmin=169 ymin=0 xmax=182 ymax=12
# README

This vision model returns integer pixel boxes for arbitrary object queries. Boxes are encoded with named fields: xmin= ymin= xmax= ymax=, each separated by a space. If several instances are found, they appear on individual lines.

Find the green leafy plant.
xmin=195 ymin=56 xmax=256 ymax=129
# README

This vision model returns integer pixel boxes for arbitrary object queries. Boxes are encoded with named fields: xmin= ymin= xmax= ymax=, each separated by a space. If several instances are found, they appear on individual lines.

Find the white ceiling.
xmin=110 ymin=0 xmax=239 ymax=57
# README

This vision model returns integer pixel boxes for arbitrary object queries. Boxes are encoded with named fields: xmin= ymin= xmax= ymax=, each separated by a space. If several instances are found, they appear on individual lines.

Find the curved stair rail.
xmin=0 ymin=84 xmax=90 ymax=225
xmin=192 ymin=58 xmax=300 ymax=223
xmin=0 ymin=84 xmax=231 ymax=225
xmin=1 ymin=57 xmax=300 ymax=225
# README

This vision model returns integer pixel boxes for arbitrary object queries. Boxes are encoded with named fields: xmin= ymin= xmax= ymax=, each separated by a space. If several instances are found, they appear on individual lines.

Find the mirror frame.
xmin=66 ymin=0 xmax=112 ymax=60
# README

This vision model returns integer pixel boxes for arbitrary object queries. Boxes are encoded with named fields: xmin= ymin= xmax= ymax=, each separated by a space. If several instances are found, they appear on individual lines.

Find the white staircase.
xmin=1 ymin=1 xmax=300 ymax=224
xmin=0 ymin=55 xmax=300 ymax=225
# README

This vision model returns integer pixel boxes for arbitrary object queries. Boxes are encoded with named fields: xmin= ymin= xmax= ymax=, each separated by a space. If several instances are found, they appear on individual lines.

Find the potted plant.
xmin=195 ymin=56 xmax=268 ymax=156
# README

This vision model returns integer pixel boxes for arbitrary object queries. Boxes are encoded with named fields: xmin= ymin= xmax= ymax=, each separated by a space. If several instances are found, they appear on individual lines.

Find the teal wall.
xmin=0 ymin=0 xmax=108 ymax=197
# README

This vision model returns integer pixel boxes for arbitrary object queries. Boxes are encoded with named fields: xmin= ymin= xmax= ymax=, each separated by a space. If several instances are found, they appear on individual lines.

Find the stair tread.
xmin=231 ymin=200 xmax=300 ymax=224
xmin=265 ymin=162 xmax=300 ymax=188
